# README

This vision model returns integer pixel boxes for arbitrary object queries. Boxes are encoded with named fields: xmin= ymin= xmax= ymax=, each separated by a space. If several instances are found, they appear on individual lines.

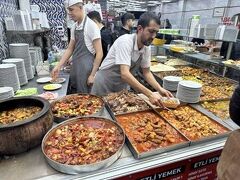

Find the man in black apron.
xmin=91 ymin=12 xmax=173 ymax=107
xmin=51 ymin=0 xmax=103 ymax=93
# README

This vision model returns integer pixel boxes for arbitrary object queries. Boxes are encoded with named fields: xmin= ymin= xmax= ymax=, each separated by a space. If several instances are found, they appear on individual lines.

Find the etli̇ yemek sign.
xmin=116 ymin=150 xmax=222 ymax=180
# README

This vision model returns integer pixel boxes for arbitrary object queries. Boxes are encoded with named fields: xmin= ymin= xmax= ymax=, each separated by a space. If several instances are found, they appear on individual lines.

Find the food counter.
xmin=0 ymin=89 xmax=239 ymax=180
xmin=0 ymin=103 xmax=238 ymax=180
xmin=21 ymin=72 xmax=70 ymax=97
xmin=162 ymin=45 xmax=240 ymax=81
xmin=0 ymin=67 xmax=239 ymax=180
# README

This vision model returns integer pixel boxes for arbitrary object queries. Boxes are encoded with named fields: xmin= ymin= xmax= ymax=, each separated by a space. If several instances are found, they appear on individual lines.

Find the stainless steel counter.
xmin=0 ymin=103 xmax=238 ymax=180
xmin=185 ymin=53 xmax=222 ymax=65
xmin=21 ymin=72 xmax=69 ymax=97
xmin=164 ymin=47 xmax=240 ymax=81
xmin=162 ymin=45 xmax=222 ymax=65
xmin=0 ymin=128 xmax=228 ymax=180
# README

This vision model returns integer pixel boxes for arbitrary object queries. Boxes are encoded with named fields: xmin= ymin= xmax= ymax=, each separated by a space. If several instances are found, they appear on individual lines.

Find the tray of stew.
xmin=104 ymin=90 xmax=150 ymax=115
xmin=200 ymin=100 xmax=230 ymax=120
xmin=51 ymin=94 xmax=104 ymax=123
xmin=115 ymin=110 xmax=190 ymax=159
xmin=156 ymin=106 xmax=231 ymax=145
xmin=42 ymin=116 xmax=125 ymax=174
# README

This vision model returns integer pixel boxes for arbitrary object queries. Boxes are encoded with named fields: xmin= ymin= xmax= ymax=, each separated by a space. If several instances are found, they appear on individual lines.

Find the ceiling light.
xmin=161 ymin=0 xmax=172 ymax=2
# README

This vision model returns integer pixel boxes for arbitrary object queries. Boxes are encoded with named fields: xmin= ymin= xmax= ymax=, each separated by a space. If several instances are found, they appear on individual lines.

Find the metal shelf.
xmin=6 ymin=28 xmax=50 ymax=35
xmin=158 ymin=32 xmax=238 ymax=42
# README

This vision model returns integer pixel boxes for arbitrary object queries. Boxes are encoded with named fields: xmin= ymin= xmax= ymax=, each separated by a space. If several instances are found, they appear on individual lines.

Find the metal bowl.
xmin=41 ymin=116 xmax=125 ymax=174
xmin=51 ymin=93 xmax=105 ymax=123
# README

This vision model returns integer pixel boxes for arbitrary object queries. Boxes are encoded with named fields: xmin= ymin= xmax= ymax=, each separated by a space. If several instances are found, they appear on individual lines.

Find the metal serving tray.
xmin=41 ymin=116 xmax=125 ymax=174
xmin=103 ymin=96 xmax=151 ymax=116
xmin=158 ymin=63 xmax=238 ymax=85
xmin=153 ymin=71 xmax=183 ymax=80
xmin=154 ymin=106 xmax=232 ymax=146
xmin=189 ymin=103 xmax=237 ymax=131
xmin=51 ymin=93 xmax=105 ymax=123
xmin=181 ymin=64 xmax=238 ymax=86
xmin=173 ymin=64 xmax=201 ymax=70
xmin=199 ymin=83 xmax=236 ymax=103
xmin=199 ymin=96 xmax=230 ymax=103
xmin=195 ymin=100 xmax=230 ymax=120
xmin=113 ymin=110 xmax=190 ymax=159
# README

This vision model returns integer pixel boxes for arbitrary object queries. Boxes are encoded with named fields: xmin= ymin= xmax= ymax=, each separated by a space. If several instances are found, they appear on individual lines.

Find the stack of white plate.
xmin=0 ymin=87 xmax=14 ymax=101
xmin=176 ymin=80 xmax=202 ymax=103
xmin=32 ymin=65 xmax=36 ymax=75
xmin=9 ymin=43 xmax=34 ymax=80
xmin=29 ymin=46 xmax=43 ymax=62
xmin=30 ymin=50 xmax=38 ymax=67
xmin=163 ymin=76 xmax=183 ymax=91
xmin=0 ymin=64 xmax=20 ymax=91
xmin=2 ymin=58 xmax=28 ymax=86
xmin=30 ymin=50 xmax=39 ymax=75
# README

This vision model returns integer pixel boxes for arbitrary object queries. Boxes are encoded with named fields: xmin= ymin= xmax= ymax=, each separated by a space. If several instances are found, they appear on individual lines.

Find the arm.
xmin=51 ymin=39 xmax=75 ymax=79
xmin=120 ymin=65 xmax=165 ymax=107
xmin=87 ymin=38 xmax=103 ymax=86
xmin=142 ymin=67 xmax=173 ymax=98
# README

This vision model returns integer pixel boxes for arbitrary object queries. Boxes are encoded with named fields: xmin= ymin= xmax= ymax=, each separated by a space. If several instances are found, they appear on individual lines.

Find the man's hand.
xmin=148 ymin=92 xmax=164 ymax=107
xmin=66 ymin=58 xmax=72 ymax=66
xmin=159 ymin=88 xmax=174 ymax=98
xmin=87 ymin=74 xmax=95 ymax=86
xmin=51 ymin=66 xmax=61 ymax=80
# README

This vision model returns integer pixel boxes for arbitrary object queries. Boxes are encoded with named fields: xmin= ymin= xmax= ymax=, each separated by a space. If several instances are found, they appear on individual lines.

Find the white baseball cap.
xmin=64 ymin=0 xmax=83 ymax=8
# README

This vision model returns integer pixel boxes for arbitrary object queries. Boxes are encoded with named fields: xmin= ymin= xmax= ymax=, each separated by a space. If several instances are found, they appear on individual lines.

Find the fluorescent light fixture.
xmin=161 ymin=0 xmax=172 ymax=2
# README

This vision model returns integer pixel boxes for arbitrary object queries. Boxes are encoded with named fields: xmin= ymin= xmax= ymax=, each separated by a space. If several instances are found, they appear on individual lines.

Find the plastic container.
xmin=161 ymin=97 xmax=180 ymax=109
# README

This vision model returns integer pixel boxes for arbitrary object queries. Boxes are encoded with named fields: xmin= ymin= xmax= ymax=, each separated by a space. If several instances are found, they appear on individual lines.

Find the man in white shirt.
xmin=91 ymin=12 xmax=173 ymax=107
xmin=84 ymin=0 xmax=103 ymax=19
xmin=52 ymin=0 xmax=103 ymax=93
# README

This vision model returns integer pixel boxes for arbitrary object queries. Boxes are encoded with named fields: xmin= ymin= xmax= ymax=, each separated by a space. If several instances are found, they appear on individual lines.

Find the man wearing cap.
xmin=91 ymin=12 xmax=173 ymax=107
xmin=52 ymin=0 xmax=103 ymax=93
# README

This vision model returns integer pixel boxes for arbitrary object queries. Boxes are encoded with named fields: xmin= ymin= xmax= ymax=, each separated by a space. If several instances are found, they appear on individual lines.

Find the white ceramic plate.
xmin=50 ymin=78 xmax=66 ymax=84
xmin=36 ymin=77 xmax=52 ymax=84
xmin=164 ymin=76 xmax=183 ymax=82
xmin=0 ymin=87 xmax=14 ymax=94
xmin=9 ymin=43 xmax=28 ymax=46
xmin=0 ymin=64 xmax=16 ymax=69
xmin=38 ymin=92 xmax=58 ymax=100
xmin=43 ymin=84 xmax=62 ymax=91
xmin=179 ymin=80 xmax=202 ymax=89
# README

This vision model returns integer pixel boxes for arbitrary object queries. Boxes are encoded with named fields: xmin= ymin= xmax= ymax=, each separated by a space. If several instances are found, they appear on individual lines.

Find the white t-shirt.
xmin=84 ymin=2 xmax=103 ymax=20
xmin=100 ymin=34 xmax=151 ymax=70
xmin=71 ymin=16 xmax=101 ymax=54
